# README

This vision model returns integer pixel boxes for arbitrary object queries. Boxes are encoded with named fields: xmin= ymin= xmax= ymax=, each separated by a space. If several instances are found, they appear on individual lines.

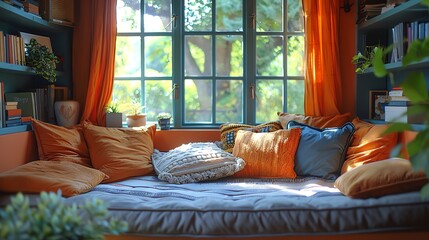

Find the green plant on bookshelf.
xmin=25 ymin=38 xmax=59 ymax=83
xmin=0 ymin=191 xmax=128 ymax=239
xmin=352 ymin=44 xmax=386 ymax=73
xmin=371 ymin=2 xmax=429 ymax=198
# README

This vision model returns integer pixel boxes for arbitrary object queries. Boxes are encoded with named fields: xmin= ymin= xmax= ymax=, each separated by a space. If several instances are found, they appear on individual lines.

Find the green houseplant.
xmin=126 ymin=100 xmax=146 ymax=127
xmin=25 ymin=38 xmax=59 ymax=83
xmin=157 ymin=112 xmax=172 ymax=130
xmin=368 ymin=2 xmax=429 ymax=198
xmin=0 ymin=191 xmax=128 ymax=239
xmin=105 ymin=101 xmax=123 ymax=128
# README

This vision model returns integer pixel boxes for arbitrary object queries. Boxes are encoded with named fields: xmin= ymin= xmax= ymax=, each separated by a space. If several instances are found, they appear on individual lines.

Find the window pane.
xmin=287 ymin=80 xmax=304 ymax=114
xmin=145 ymin=80 xmax=173 ymax=122
xmin=144 ymin=0 xmax=172 ymax=32
xmin=287 ymin=36 xmax=304 ymax=76
xmin=256 ymin=80 xmax=283 ymax=123
xmin=185 ymin=0 xmax=212 ymax=32
xmin=216 ymin=35 xmax=243 ymax=77
xmin=216 ymin=80 xmax=243 ymax=123
xmin=112 ymin=80 xmax=142 ymax=121
xmin=216 ymin=0 xmax=243 ymax=32
xmin=115 ymin=36 xmax=141 ymax=77
xmin=287 ymin=0 xmax=304 ymax=33
xmin=256 ymin=36 xmax=283 ymax=76
xmin=256 ymin=0 xmax=283 ymax=32
xmin=117 ymin=0 xmax=141 ymax=33
xmin=145 ymin=36 xmax=172 ymax=77
xmin=185 ymin=79 xmax=212 ymax=123
xmin=185 ymin=36 xmax=212 ymax=76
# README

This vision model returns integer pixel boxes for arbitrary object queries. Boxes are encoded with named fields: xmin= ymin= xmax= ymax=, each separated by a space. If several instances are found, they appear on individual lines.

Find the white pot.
xmin=106 ymin=112 xmax=123 ymax=128
xmin=126 ymin=114 xmax=147 ymax=127
xmin=54 ymin=100 xmax=79 ymax=127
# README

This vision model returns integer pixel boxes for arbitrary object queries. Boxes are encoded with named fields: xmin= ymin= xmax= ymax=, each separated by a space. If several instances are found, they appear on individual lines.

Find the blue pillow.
xmin=287 ymin=121 xmax=355 ymax=180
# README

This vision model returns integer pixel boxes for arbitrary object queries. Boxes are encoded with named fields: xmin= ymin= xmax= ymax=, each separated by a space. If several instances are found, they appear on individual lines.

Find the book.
xmin=6 ymin=108 xmax=22 ymax=119
xmin=0 ymin=81 xmax=4 ymax=128
xmin=388 ymin=100 xmax=411 ymax=106
xmin=4 ymin=92 xmax=37 ymax=118
xmin=388 ymin=96 xmax=409 ymax=101
xmin=388 ymin=90 xmax=403 ymax=96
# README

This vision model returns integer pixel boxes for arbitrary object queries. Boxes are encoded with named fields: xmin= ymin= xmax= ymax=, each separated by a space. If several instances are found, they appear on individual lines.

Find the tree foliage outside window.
xmin=114 ymin=0 xmax=305 ymax=126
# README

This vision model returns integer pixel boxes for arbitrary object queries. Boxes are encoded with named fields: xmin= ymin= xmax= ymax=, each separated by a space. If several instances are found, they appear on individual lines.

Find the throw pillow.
xmin=232 ymin=128 xmax=301 ymax=178
xmin=287 ymin=121 xmax=355 ymax=180
xmin=31 ymin=119 xmax=91 ymax=167
xmin=220 ymin=121 xmax=283 ymax=153
xmin=152 ymin=142 xmax=245 ymax=184
xmin=335 ymin=158 xmax=428 ymax=198
xmin=341 ymin=117 xmax=398 ymax=173
xmin=83 ymin=124 xmax=155 ymax=183
xmin=0 ymin=161 xmax=107 ymax=197
xmin=277 ymin=112 xmax=351 ymax=129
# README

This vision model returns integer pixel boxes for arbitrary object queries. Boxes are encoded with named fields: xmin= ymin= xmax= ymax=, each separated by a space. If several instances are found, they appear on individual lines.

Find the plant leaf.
xmin=401 ymin=72 xmax=428 ymax=102
xmin=372 ymin=47 xmax=387 ymax=77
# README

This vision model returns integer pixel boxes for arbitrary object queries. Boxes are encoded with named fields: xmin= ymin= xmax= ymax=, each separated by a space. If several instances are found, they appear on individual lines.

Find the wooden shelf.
xmin=0 ymin=125 xmax=31 ymax=136
xmin=360 ymin=57 xmax=429 ymax=75
xmin=365 ymin=119 xmax=426 ymax=131
xmin=0 ymin=62 xmax=64 ymax=77
xmin=358 ymin=0 xmax=428 ymax=31
xmin=0 ymin=1 xmax=68 ymax=31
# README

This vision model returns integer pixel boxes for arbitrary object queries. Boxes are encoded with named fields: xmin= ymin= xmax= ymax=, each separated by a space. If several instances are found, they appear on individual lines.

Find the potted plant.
xmin=352 ymin=44 xmax=385 ymax=74
xmin=0 ymin=191 xmax=127 ymax=239
xmin=25 ymin=38 xmax=59 ymax=83
xmin=105 ymin=101 xmax=123 ymax=128
xmin=157 ymin=112 xmax=172 ymax=130
xmin=126 ymin=101 xmax=146 ymax=127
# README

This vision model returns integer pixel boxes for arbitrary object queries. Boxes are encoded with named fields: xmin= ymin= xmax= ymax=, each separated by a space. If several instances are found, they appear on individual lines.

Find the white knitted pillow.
xmin=152 ymin=142 xmax=245 ymax=184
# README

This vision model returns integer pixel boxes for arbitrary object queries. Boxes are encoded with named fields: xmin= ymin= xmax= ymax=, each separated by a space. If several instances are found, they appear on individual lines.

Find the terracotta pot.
xmin=126 ymin=114 xmax=147 ymax=127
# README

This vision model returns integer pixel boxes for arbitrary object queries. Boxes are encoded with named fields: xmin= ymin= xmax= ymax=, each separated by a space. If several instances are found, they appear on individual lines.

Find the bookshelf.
xmin=0 ymin=0 xmax=73 ymax=135
xmin=355 ymin=0 xmax=429 ymax=121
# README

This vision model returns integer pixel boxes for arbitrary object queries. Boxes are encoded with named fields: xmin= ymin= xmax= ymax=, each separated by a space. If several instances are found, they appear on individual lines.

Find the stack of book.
xmin=4 ymin=101 xmax=22 ymax=127
xmin=357 ymin=0 xmax=387 ymax=24
xmin=385 ymin=87 xmax=423 ymax=124
xmin=2 ymin=0 xmax=25 ymax=9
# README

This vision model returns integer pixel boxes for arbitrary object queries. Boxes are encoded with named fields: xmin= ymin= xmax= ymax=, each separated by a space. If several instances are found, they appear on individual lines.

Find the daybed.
xmin=0 ymin=113 xmax=428 ymax=240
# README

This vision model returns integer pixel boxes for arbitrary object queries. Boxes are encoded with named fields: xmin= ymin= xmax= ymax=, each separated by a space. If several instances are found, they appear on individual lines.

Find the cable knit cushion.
xmin=152 ymin=142 xmax=245 ymax=184
xmin=220 ymin=121 xmax=283 ymax=153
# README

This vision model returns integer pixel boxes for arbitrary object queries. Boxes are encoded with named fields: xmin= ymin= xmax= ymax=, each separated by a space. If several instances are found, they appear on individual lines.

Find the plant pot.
xmin=158 ymin=118 xmax=171 ymax=130
xmin=106 ymin=112 xmax=123 ymax=128
xmin=126 ymin=114 xmax=147 ymax=127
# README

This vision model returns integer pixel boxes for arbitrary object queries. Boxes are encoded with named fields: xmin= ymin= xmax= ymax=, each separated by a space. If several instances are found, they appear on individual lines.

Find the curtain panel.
xmin=302 ymin=0 xmax=343 ymax=116
xmin=73 ymin=0 xmax=117 ymax=126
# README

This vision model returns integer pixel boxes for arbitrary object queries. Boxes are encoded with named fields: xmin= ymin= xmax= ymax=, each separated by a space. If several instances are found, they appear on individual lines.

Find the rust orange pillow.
xmin=83 ymin=124 xmax=155 ymax=183
xmin=277 ymin=112 xmax=351 ymax=129
xmin=335 ymin=158 xmax=428 ymax=198
xmin=31 ymin=119 xmax=91 ymax=167
xmin=232 ymin=128 xmax=301 ymax=178
xmin=341 ymin=118 xmax=398 ymax=173
xmin=0 ymin=161 xmax=107 ymax=197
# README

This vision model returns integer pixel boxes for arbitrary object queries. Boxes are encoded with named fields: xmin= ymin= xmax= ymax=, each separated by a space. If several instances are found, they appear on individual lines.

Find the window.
xmin=114 ymin=0 xmax=304 ymax=127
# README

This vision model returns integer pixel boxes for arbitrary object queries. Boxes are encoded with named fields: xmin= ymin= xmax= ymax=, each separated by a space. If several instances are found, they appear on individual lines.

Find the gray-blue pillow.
xmin=287 ymin=121 xmax=355 ymax=180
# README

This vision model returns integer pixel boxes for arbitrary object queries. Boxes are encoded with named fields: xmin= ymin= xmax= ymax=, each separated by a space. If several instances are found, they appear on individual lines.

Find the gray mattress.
xmin=65 ymin=176 xmax=429 ymax=237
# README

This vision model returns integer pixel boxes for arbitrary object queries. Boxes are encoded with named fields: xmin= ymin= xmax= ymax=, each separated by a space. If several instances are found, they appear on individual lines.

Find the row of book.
xmin=0 ymin=31 xmax=26 ymax=66
xmin=357 ymin=0 xmax=407 ymax=24
xmin=391 ymin=21 xmax=429 ymax=63
xmin=384 ymin=87 xmax=424 ymax=124
xmin=0 ymin=81 xmax=56 ymax=129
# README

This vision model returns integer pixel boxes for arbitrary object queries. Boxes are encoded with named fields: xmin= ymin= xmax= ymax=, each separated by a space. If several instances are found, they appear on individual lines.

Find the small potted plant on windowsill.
xmin=105 ymin=101 xmax=123 ymax=128
xmin=126 ymin=101 xmax=146 ymax=128
xmin=157 ymin=112 xmax=172 ymax=130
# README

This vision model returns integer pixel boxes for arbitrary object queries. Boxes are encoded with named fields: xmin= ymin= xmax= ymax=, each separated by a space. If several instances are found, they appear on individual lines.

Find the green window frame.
xmin=114 ymin=0 xmax=305 ymax=128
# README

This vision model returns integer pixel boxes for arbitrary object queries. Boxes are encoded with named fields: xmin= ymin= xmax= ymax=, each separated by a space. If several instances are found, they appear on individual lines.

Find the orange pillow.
xmin=277 ymin=112 xmax=351 ymax=129
xmin=0 ymin=161 xmax=107 ymax=197
xmin=232 ymin=128 xmax=301 ymax=178
xmin=31 ymin=119 xmax=91 ymax=167
xmin=83 ymin=124 xmax=155 ymax=183
xmin=341 ymin=118 xmax=398 ymax=173
xmin=335 ymin=158 xmax=428 ymax=198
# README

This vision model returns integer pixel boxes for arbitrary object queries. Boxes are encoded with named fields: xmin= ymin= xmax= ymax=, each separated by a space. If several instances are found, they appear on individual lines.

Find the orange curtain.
xmin=302 ymin=0 xmax=342 ymax=116
xmin=73 ymin=0 xmax=117 ymax=126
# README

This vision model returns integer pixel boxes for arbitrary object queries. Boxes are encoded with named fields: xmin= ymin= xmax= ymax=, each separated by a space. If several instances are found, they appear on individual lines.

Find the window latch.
xmin=165 ymin=14 xmax=177 ymax=30
xmin=250 ymin=14 xmax=255 ymax=29
xmin=250 ymin=84 xmax=255 ymax=100
xmin=173 ymin=83 xmax=179 ymax=100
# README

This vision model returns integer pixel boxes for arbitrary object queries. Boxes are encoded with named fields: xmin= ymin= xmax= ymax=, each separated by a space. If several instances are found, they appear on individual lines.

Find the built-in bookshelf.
xmin=355 ymin=0 xmax=429 ymax=121
xmin=0 ymin=0 xmax=73 ymax=135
